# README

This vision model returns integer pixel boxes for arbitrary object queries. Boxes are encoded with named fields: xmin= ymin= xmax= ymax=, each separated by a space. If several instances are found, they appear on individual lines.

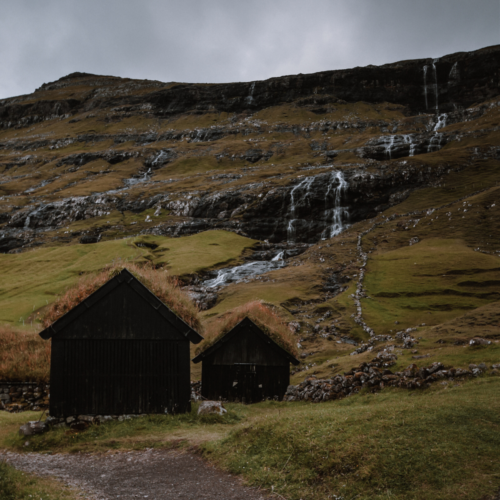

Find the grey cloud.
xmin=1 ymin=0 xmax=498 ymax=99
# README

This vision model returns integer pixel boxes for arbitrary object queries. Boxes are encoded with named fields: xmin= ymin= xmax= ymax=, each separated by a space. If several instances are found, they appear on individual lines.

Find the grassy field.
xmin=0 ymin=230 xmax=256 ymax=327
xmin=205 ymin=377 xmax=500 ymax=500
xmin=2 ymin=378 xmax=499 ymax=500
xmin=362 ymin=238 xmax=500 ymax=334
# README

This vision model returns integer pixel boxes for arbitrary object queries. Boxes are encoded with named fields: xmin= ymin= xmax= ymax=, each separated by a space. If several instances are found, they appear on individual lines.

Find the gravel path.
xmin=0 ymin=449 xmax=270 ymax=500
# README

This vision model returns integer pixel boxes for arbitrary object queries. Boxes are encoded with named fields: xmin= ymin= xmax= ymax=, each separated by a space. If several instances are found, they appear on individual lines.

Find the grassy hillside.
xmin=1 ymin=63 xmax=500 ymax=500
xmin=0 ymin=230 xmax=256 ymax=327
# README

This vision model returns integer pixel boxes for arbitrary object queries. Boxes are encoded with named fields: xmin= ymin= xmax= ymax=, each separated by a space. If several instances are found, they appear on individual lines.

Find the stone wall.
xmin=0 ymin=382 xmax=49 ymax=412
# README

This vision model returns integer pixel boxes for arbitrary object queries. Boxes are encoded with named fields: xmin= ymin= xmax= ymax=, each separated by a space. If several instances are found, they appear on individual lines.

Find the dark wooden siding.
xmin=47 ymin=276 xmax=195 ymax=417
xmin=50 ymin=339 xmax=191 ymax=416
xmin=199 ymin=319 xmax=293 ymax=403
xmin=201 ymin=363 xmax=290 ymax=403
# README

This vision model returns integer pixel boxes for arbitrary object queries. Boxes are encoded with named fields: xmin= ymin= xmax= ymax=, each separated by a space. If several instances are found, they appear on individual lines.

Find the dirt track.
xmin=0 ymin=449 xmax=270 ymax=500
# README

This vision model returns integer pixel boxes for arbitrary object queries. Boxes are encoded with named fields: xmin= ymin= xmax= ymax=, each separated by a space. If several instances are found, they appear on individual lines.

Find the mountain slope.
xmin=0 ymin=45 xmax=499 ymax=383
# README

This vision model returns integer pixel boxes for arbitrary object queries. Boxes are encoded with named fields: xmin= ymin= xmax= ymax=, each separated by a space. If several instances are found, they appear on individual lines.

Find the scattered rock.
xmin=469 ymin=337 xmax=492 ymax=346
xmin=19 ymin=421 xmax=48 ymax=437
xmin=284 ymin=359 xmax=477 ymax=403
xmin=197 ymin=401 xmax=227 ymax=416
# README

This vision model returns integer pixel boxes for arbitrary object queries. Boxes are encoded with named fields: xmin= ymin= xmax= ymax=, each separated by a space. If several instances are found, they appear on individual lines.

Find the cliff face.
xmin=150 ymin=45 xmax=500 ymax=116
xmin=0 ymin=44 xmax=499 ymax=251
xmin=2 ymin=45 xmax=499 ymax=129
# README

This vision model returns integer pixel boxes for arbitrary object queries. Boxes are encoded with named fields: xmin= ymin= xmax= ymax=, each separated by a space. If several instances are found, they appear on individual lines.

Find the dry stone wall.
xmin=284 ymin=360 xmax=499 ymax=403
xmin=0 ymin=382 xmax=49 ymax=412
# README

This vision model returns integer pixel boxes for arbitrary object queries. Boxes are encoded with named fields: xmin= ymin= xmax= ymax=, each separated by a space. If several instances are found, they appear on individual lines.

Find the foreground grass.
xmin=202 ymin=378 xmax=500 ymax=500
xmin=1 ymin=405 xmax=245 ymax=453
xmin=2 ymin=379 xmax=500 ymax=499
xmin=0 ymin=461 xmax=78 ymax=500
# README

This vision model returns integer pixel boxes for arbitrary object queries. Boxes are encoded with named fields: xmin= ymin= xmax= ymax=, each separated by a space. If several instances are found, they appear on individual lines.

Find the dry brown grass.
xmin=42 ymin=263 xmax=203 ymax=332
xmin=196 ymin=301 xmax=298 ymax=357
xmin=0 ymin=326 xmax=49 ymax=382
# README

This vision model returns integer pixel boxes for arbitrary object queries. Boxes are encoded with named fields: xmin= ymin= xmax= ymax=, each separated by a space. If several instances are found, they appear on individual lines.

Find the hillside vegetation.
xmin=1 ymin=46 xmax=500 ymax=499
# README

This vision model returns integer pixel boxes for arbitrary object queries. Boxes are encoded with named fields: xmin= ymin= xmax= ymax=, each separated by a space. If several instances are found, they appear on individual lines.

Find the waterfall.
xmin=424 ymin=60 xmax=439 ymax=111
xmin=321 ymin=171 xmax=349 ymax=240
xmin=423 ymin=65 xmax=429 ymax=110
xmin=433 ymin=113 xmax=448 ymax=131
xmin=403 ymin=135 xmax=416 ymax=156
xmin=287 ymin=176 xmax=315 ymax=242
xmin=384 ymin=135 xmax=396 ymax=159
xmin=246 ymin=82 xmax=256 ymax=104
xmin=432 ymin=59 xmax=439 ymax=111
xmin=448 ymin=62 xmax=459 ymax=87
xmin=428 ymin=113 xmax=448 ymax=153
xmin=272 ymin=251 xmax=285 ymax=261
xmin=427 ymin=133 xmax=443 ymax=153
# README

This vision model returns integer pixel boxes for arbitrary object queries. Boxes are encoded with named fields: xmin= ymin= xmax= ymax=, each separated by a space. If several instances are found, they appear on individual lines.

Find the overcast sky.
xmin=1 ymin=0 xmax=499 ymax=99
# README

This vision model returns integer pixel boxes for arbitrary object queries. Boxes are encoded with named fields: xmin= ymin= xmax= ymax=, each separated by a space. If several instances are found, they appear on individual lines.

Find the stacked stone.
xmin=284 ymin=360 xmax=498 ymax=403
xmin=39 ymin=414 xmax=145 ymax=433
xmin=350 ymin=335 xmax=393 ymax=356
xmin=0 ymin=382 xmax=49 ymax=412
xmin=191 ymin=380 xmax=202 ymax=401
xmin=351 ymin=232 xmax=372 ymax=336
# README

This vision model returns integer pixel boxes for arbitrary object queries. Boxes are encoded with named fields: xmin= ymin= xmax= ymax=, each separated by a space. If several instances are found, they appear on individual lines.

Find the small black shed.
xmin=192 ymin=317 xmax=299 ymax=403
xmin=39 ymin=268 xmax=203 ymax=417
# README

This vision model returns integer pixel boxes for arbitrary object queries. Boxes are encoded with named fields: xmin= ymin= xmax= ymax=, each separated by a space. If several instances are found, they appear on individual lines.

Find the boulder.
xmin=19 ymin=421 xmax=48 ymax=437
xmin=198 ymin=401 xmax=227 ymax=416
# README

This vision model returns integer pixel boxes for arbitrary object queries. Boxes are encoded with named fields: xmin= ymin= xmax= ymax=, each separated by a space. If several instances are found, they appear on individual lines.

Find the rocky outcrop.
xmin=159 ymin=162 xmax=462 ymax=242
xmin=0 ymin=154 xmax=467 ymax=252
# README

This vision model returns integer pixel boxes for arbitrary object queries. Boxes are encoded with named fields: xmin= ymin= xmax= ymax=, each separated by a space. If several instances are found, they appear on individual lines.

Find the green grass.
xmin=3 ymin=405 xmax=244 ymax=454
xmin=0 ymin=461 xmax=78 ymax=500
xmin=362 ymin=238 xmax=500 ymax=334
xmin=203 ymin=378 xmax=500 ymax=500
xmin=140 ymin=230 xmax=258 ymax=274
xmin=2 ymin=381 xmax=500 ymax=499
xmin=0 ymin=230 xmax=256 ymax=326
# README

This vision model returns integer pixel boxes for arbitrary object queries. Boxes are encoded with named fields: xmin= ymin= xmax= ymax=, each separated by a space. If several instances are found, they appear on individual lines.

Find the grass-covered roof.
xmin=41 ymin=263 xmax=202 ymax=332
xmin=195 ymin=301 xmax=298 ymax=358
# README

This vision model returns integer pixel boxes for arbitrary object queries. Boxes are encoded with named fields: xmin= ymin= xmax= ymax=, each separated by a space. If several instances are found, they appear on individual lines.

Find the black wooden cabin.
xmin=39 ymin=268 xmax=203 ymax=417
xmin=192 ymin=317 xmax=299 ymax=403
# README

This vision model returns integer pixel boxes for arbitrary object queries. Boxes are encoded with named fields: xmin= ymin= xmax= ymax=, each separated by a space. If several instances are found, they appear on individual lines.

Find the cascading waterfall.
xmin=448 ymin=62 xmax=459 ymax=87
xmin=246 ymin=82 xmax=256 ymax=104
xmin=272 ymin=251 xmax=285 ymax=261
xmin=423 ymin=65 xmax=429 ymax=110
xmin=428 ymin=113 xmax=448 ymax=153
xmin=321 ymin=171 xmax=349 ymax=240
xmin=287 ymin=176 xmax=315 ymax=242
xmin=434 ymin=113 xmax=447 ymax=131
xmin=423 ymin=60 xmax=439 ymax=111
xmin=403 ymin=135 xmax=416 ymax=156
xmin=384 ymin=135 xmax=396 ymax=159
xmin=432 ymin=59 xmax=439 ymax=111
